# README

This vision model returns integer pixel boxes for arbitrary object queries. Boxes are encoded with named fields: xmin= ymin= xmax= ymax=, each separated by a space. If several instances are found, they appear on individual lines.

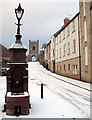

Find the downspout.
xmin=78 ymin=14 xmax=81 ymax=81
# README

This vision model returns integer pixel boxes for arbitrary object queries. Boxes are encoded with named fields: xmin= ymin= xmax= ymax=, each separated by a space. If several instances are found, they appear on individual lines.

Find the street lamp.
xmin=15 ymin=3 xmax=24 ymax=40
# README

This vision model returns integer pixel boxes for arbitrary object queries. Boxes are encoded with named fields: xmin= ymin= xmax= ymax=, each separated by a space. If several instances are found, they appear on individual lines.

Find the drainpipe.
xmin=78 ymin=14 xmax=81 ymax=81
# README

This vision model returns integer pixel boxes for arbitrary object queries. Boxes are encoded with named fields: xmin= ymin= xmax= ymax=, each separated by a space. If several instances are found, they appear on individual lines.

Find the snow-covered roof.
xmin=9 ymin=43 xmax=27 ymax=49
xmin=40 ymin=48 xmax=44 ymax=51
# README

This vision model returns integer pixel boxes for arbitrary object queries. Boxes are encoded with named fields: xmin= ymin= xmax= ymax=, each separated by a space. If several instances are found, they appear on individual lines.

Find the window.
xmin=64 ymin=45 xmax=66 ymax=56
xmin=63 ymin=30 xmax=65 ymax=39
xmin=60 ymin=65 xmax=62 ymax=71
xmin=68 ymin=43 xmax=70 ymax=55
xmin=60 ymin=33 xmax=61 ymax=42
xmin=73 ymin=40 xmax=76 ymax=52
xmin=85 ymin=46 xmax=88 ymax=71
xmin=53 ymin=49 xmax=54 ymax=56
xmin=57 ymin=66 xmax=58 ymax=71
xmin=64 ymin=64 xmax=65 ymax=70
xmin=68 ymin=64 xmax=70 ymax=70
xmin=32 ymin=46 xmax=35 ymax=50
xmin=73 ymin=21 xmax=75 ymax=31
xmin=73 ymin=65 xmax=77 ymax=74
xmin=67 ymin=26 xmax=70 ymax=36
xmin=57 ymin=36 xmax=58 ymax=44
xmin=57 ymin=49 xmax=58 ymax=59
xmin=60 ymin=48 xmax=61 ymax=58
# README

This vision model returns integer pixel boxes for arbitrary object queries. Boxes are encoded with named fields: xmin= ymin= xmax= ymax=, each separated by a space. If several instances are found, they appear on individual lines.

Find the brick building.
xmin=0 ymin=44 xmax=10 ymax=68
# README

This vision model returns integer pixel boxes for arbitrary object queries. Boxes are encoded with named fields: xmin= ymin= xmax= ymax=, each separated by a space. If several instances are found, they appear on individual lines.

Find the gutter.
xmin=78 ymin=14 xmax=81 ymax=81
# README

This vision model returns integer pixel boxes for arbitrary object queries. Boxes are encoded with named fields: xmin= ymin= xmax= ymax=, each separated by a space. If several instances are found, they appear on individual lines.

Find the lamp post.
xmin=5 ymin=4 xmax=30 ymax=116
xmin=15 ymin=3 xmax=24 ymax=41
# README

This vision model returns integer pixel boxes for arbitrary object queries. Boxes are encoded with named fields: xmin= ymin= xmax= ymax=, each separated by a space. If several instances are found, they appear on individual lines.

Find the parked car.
xmin=0 ymin=68 xmax=7 ymax=76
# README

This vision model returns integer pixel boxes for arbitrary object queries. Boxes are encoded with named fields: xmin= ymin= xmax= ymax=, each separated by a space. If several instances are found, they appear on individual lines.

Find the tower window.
xmin=32 ymin=46 xmax=35 ymax=50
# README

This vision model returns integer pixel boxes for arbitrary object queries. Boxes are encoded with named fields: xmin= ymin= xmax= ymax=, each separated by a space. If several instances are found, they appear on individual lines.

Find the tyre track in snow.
xmin=28 ymin=62 xmax=90 ymax=117
xmin=41 ymin=69 xmax=91 ymax=92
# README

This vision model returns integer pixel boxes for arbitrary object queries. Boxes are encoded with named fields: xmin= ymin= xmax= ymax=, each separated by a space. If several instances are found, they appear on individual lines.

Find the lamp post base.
xmin=6 ymin=92 xmax=30 ymax=116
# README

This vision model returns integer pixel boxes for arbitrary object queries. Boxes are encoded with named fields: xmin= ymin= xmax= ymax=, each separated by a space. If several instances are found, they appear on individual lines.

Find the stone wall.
xmin=55 ymin=57 xmax=80 ymax=80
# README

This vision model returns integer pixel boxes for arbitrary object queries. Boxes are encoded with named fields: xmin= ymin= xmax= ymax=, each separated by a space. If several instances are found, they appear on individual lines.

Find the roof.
xmin=40 ymin=48 xmax=44 ymax=51
xmin=9 ymin=42 xmax=27 ymax=49
xmin=0 ymin=43 xmax=10 ymax=58
xmin=54 ymin=12 xmax=80 ymax=37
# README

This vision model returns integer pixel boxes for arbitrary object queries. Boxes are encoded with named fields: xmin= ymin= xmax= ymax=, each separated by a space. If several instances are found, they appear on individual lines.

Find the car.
xmin=0 ymin=68 xmax=7 ymax=76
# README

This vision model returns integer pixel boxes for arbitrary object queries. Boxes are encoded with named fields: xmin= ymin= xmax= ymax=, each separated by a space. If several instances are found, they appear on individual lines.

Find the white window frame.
xmin=63 ymin=30 xmax=65 ymax=39
xmin=73 ymin=20 xmax=75 ymax=31
xmin=68 ymin=43 xmax=70 ymax=55
xmin=64 ymin=45 xmax=66 ymax=56
xmin=73 ymin=39 xmax=76 ymax=52
xmin=60 ymin=48 xmax=61 ymax=58
xmin=67 ymin=26 xmax=70 ymax=35
xmin=73 ymin=65 xmax=77 ymax=74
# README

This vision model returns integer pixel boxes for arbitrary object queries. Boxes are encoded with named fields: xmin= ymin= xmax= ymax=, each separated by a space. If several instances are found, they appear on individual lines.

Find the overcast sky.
xmin=0 ymin=0 xmax=79 ymax=55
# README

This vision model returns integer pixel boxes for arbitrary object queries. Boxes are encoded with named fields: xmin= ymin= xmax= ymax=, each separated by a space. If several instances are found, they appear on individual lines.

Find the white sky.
xmin=0 ymin=1 xmax=79 ymax=55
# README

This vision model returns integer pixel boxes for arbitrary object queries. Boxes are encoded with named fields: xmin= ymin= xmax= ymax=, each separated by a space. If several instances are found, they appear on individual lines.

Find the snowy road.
xmin=0 ymin=62 xmax=91 ymax=118
xmin=28 ymin=62 xmax=91 ymax=118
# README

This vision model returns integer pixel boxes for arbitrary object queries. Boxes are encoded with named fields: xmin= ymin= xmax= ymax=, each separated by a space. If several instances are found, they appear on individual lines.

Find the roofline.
xmin=44 ymin=41 xmax=51 ymax=49
xmin=54 ymin=12 xmax=80 ymax=37
xmin=0 ymin=43 xmax=8 ymax=50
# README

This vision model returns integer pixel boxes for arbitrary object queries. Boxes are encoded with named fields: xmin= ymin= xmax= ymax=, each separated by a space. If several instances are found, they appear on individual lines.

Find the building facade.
xmin=44 ymin=41 xmax=51 ymax=70
xmin=0 ymin=44 xmax=10 ymax=68
xmin=40 ymin=48 xmax=44 ymax=65
xmin=50 ymin=35 xmax=55 ymax=72
xmin=44 ymin=45 xmax=48 ymax=67
xmin=27 ymin=40 xmax=39 ymax=62
xmin=79 ymin=0 xmax=92 ymax=83
xmin=40 ymin=0 xmax=92 ymax=83
xmin=54 ymin=13 xmax=81 ymax=80
xmin=47 ymin=41 xmax=51 ymax=70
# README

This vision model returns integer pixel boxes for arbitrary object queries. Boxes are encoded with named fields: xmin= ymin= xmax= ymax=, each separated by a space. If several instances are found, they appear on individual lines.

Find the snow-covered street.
xmin=0 ymin=62 xmax=91 ymax=119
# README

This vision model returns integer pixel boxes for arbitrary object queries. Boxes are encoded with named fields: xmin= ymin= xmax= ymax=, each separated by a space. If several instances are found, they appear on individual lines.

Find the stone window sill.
xmin=67 ymin=53 xmax=70 ymax=55
xmin=73 ymin=51 xmax=76 ymax=53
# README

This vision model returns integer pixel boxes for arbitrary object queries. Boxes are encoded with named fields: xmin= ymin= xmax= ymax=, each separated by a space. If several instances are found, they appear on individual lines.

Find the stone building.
xmin=0 ymin=44 xmax=10 ymax=68
xmin=47 ymin=41 xmax=51 ymax=70
xmin=54 ymin=13 xmax=81 ymax=80
xmin=44 ymin=41 xmax=51 ymax=70
xmin=50 ymin=35 xmax=55 ymax=72
xmin=79 ymin=0 xmax=92 ymax=83
xmin=40 ymin=48 xmax=44 ymax=65
xmin=27 ymin=40 xmax=39 ymax=62
xmin=44 ymin=45 xmax=48 ymax=68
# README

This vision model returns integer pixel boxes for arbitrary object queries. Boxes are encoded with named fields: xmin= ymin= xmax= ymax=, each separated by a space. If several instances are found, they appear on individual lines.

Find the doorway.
xmin=31 ymin=56 xmax=36 ymax=62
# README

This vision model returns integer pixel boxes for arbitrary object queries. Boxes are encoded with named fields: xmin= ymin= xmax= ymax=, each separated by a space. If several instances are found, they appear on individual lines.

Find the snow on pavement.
xmin=0 ymin=62 xmax=91 ymax=119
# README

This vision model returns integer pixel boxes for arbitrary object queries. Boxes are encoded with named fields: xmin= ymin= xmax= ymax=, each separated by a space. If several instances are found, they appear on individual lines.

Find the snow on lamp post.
xmin=5 ymin=4 xmax=30 ymax=116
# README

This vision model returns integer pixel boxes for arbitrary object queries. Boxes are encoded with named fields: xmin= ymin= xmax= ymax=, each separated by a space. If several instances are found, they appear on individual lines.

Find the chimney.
xmin=64 ymin=18 xmax=70 ymax=25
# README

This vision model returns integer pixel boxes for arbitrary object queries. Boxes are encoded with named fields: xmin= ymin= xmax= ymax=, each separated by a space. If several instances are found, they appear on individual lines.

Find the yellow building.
xmin=54 ymin=13 xmax=81 ymax=80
